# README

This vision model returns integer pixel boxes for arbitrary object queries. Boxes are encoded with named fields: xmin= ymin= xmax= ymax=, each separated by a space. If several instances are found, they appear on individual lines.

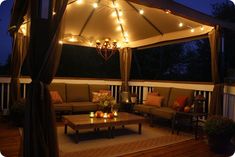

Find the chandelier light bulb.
xmin=139 ymin=9 xmax=144 ymax=15
xmin=93 ymin=3 xmax=98 ymax=8
xmin=124 ymin=38 xmax=129 ymax=43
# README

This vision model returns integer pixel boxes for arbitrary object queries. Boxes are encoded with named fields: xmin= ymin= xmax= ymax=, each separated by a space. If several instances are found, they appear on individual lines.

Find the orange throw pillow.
xmin=145 ymin=95 xmax=164 ymax=107
xmin=50 ymin=91 xmax=63 ymax=104
xmin=172 ymin=96 xmax=188 ymax=111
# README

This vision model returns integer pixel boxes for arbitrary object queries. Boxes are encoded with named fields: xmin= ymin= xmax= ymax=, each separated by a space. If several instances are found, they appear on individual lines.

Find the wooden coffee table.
xmin=62 ymin=112 xmax=146 ymax=143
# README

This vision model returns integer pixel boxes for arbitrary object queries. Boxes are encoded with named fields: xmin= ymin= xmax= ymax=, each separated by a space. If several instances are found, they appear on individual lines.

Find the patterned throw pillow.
xmin=145 ymin=95 xmax=164 ymax=107
xmin=50 ymin=91 xmax=63 ymax=104
xmin=92 ymin=90 xmax=112 ymax=103
xmin=92 ymin=92 xmax=101 ymax=103
xmin=172 ymin=96 xmax=188 ymax=111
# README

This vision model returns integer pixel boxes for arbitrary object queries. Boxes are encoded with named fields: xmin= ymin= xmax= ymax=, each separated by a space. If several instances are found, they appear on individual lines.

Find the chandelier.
xmin=96 ymin=39 xmax=118 ymax=61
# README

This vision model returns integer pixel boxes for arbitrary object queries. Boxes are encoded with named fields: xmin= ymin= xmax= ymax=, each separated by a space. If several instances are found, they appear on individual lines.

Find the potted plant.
xmin=204 ymin=115 xmax=235 ymax=154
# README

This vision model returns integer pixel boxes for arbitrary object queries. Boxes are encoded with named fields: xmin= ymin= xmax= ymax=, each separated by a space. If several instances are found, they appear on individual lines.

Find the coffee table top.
xmin=62 ymin=112 xmax=146 ymax=129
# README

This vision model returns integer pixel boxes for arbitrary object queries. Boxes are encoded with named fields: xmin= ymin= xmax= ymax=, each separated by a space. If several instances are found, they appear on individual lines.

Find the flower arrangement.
xmin=98 ymin=94 xmax=116 ymax=113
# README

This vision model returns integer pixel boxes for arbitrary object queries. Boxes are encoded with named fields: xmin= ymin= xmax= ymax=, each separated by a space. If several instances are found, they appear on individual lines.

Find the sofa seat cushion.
xmin=134 ymin=104 xmax=156 ymax=114
xmin=150 ymin=107 xmax=176 ymax=119
xmin=71 ymin=102 xmax=98 ymax=112
xmin=53 ymin=103 xmax=73 ymax=111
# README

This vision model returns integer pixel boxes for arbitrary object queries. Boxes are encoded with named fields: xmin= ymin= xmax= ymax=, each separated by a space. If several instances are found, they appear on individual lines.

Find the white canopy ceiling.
xmin=62 ymin=0 xmax=215 ymax=48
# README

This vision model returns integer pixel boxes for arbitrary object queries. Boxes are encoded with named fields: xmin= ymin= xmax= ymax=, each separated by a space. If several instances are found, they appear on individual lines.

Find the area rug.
xmin=58 ymin=123 xmax=193 ymax=157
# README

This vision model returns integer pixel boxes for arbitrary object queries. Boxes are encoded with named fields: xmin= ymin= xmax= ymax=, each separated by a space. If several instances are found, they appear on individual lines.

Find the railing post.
xmin=143 ymin=87 xmax=148 ymax=104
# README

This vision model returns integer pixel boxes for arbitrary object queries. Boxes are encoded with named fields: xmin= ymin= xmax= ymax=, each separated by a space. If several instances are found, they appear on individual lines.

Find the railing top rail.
xmin=0 ymin=76 xmax=222 ymax=92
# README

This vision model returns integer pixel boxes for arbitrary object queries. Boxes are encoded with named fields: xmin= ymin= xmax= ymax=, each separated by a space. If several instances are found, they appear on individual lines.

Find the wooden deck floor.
xmin=0 ymin=117 xmax=233 ymax=157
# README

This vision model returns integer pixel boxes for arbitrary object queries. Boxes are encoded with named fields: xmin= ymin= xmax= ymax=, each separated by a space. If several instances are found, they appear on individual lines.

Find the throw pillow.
xmin=50 ymin=91 xmax=63 ymax=104
xmin=172 ymin=96 xmax=188 ymax=111
xmin=92 ymin=91 xmax=112 ymax=103
xmin=143 ymin=92 xmax=159 ymax=104
xmin=92 ymin=92 xmax=101 ymax=103
xmin=145 ymin=95 xmax=164 ymax=107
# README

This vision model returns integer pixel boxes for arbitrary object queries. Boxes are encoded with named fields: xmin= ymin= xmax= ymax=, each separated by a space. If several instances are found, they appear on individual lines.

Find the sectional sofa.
xmin=48 ymin=83 xmax=110 ymax=114
xmin=134 ymin=87 xmax=194 ymax=131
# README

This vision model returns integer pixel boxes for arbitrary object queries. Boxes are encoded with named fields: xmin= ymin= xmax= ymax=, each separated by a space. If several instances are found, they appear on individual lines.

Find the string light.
xmin=200 ymin=26 xmax=204 ymax=31
xmin=139 ymin=9 xmax=144 ymax=15
xmin=76 ymin=0 xmax=83 ymax=4
xmin=179 ymin=22 xmax=183 ymax=27
xmin=58 ymin=40 xmax=63 ymax=44
xmin=165 ymin=9 xmax=171 ymax=14
xmin=190 ymin=28 xmax=195 ymax=33
xmin=93 ymin=3 xmax=98 ymax=8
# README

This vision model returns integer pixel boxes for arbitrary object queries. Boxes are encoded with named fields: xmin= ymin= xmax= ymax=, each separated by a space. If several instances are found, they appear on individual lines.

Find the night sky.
xmin=0 ymin=0 xmax=229 ymax=65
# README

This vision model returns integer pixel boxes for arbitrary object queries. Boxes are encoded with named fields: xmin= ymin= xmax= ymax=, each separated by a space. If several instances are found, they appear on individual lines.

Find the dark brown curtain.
xmin=10 ymin=33 xmax=29 ymax=105
xmin=119 ymin=47 xmax=132 ymax=92
xmin=23 ymin=0 xmax=68 ymax=157
xmin=9 ymin=0 xmax=29 ymax=106
xmin=208 ymin=26 xmax=223 ymax=115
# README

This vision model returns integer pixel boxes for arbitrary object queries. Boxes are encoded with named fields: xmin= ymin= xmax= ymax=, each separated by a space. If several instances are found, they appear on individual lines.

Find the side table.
xmin=174 ymin=111 xmax=208 ymax=139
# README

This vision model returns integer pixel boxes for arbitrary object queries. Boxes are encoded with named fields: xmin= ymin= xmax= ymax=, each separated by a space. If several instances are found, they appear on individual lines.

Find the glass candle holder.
xmin=113 ymin=111 xmax=118 ymax=117
xmin=103 ymin=113 xmax=108 ymax=118
xmin=89 ymin=112 xmax=95 ymax=118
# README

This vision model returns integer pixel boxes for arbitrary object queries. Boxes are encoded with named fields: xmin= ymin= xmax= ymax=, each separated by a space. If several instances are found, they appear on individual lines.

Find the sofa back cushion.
xmin=48 ymin=83 xmax=66 ymax=102
xmin=153 ymin=87 xmax=171 ymax=107
xmin=66 ymin=84 xmax=89 ymax=102
xmin=89 ymin=84 xmax=109 ymax=99
xmin=168 ymin=88 xmax=194 ymax=108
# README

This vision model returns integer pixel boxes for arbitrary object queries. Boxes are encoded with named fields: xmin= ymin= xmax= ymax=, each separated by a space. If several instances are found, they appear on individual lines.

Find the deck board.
xmin=0 ymin=117 xmax=232 ymax=157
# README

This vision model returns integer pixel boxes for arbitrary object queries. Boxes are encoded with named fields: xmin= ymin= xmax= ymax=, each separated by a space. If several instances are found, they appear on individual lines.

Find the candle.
xmin=103 ymin=113 xmax=108 ymax=118
xmin=113 ymin=111 xmax=118 ymax=117
xmin=90 ymin=112 xmax=95 ymax=118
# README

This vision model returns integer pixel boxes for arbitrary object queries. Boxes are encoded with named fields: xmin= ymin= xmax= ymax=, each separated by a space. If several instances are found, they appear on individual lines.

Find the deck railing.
xmin=1 ymin=77 xmax=234 ymax=121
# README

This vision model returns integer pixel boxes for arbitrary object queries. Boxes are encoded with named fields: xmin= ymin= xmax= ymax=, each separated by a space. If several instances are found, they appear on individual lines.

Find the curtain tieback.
xmin=31 ymin=80 xmax=45 ymax=101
